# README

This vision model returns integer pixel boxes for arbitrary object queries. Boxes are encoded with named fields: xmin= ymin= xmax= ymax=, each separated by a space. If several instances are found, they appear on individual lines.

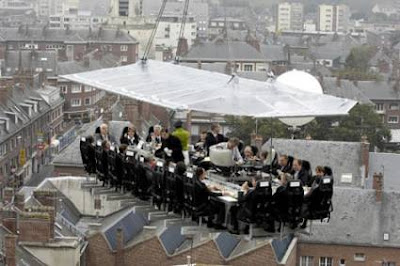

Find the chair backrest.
xmin=80 ymin=137 xmax=89 ymax=165
xmin=108 ymin=146 xmax=118 ymax=178
xmin=286 ymin=180 xmax=304 ymax=222
xmin=308 ymin=176 xmax=334 ymax=220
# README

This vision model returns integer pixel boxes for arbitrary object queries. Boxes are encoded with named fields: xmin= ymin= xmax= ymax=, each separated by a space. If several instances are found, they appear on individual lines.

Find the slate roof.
xmin=271 ymin=234 xmax=294 ymax=262
xmin=0 ymin=27 xmax=137 ymax=44
xmin=52 ymin=120 xmax=131 ymax=167
xmin=310 ymin=42 xmax=351 ymax=62
xmin=2 ymin=50 xmax=58 ymax=77
xmin=214 ymin=232 xmax=240 ymax=259
xmin=159 ymin=225 xmax=187 ymax=256
xmin=300 ymin=187 xmax=400 ymax=248
xmin=263 ymin=138 xmax=365 ymax=187
xmin=321 ymin=77 xmax=373 ymax=105
xmin=357 ymin=80 xmax=400 ymax=100
xmin=260 ymin=44 xmax=287 ymax=62
xmin=182 ymin=41 xmax=265 ymax=62
xmin=103 ymin=210 xmax=148 ymax=251
xmin=0 ymin=85 xmax=51 ymax=143
xmin=56 ymin=53 xmax=121 ymax=76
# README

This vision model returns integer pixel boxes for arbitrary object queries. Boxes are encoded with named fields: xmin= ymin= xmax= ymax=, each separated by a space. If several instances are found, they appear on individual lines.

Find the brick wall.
xmin=297 ymin=242 xmax=400 ymax=266
xmin=5 ymin=234 xmax=17 ymax=266
xmin=86 ymin=233 xmax=284 ymax=266
xmin=33 ymin=189 xmax=57 ymax=208
xmin=18 ymin=217 xmax=52 ymax=242
xmin=86 ymin=233 xmax=115 ymax=266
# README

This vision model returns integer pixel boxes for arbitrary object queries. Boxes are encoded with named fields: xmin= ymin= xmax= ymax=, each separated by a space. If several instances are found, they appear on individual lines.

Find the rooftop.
xmin=0 ymin=27 xmax=138 ymax=44
xmin=263 ymin=138 xmax=366 ymax=187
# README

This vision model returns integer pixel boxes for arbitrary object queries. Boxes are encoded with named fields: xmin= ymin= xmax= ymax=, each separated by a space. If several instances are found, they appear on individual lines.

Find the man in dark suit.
xmin=157 ymin=129 xmax=184 ymax=163
xmin=277 ymin=154 xmax=292 ymax=173
xmin=204 ymin=123 xmax=227 ymax=155
xmin=292 ymin=159 xmax=309 ymax=186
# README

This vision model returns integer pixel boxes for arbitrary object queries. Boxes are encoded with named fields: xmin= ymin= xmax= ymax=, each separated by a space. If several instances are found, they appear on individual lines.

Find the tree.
xmin=226 ymin=116 xmax=288 ymax=144
xmin=227 ymin=105 xmax=391 ymax=151
xmin=345 ymin=46 xmax=376 ymax=72
xmin=303 ymin=104 xmax=391 ymax=150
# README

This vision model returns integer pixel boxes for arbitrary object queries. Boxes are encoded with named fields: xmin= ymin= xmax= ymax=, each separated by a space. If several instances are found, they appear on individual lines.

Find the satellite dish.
xmin=276 ymin=70 xmax=323 ymax=127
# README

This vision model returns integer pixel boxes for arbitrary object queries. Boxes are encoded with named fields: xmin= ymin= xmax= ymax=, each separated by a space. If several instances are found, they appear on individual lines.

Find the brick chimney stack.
xmin=372 ymin=172 xmax=383 ymax=202
xmin=5 ymin=234 xmax=17 ymax=266
xmin=361 ymin=135 xmax=370 ymax=179
xmin=115 ymin=228 xmax=125 ymax=266
xmin=33 ymin=189 xmax=57 ymax=208
xmin=15 ymin=192 xmax=25 ymax=211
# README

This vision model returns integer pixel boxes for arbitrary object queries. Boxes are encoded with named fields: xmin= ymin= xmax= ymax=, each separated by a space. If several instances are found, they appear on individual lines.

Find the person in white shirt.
xmin=214 ymin=137 xmax=244 ymax=164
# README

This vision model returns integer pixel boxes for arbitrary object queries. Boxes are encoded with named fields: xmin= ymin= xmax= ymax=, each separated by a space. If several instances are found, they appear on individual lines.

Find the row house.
xmin=0 ymin=81 xmax=64 ymax=187
xmin=0 ymin=26 xmax=139 ymax=64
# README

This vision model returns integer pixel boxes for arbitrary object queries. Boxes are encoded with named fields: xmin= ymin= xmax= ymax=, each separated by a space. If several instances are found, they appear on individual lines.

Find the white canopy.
xmin=61 ymin=60 xmax=357 ymax=118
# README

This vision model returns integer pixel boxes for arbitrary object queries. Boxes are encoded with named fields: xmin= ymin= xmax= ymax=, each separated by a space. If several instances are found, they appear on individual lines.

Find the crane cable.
xmin=142 ymin=0 xmax=168 ymax=62
xmin=175 ymin=0 xmax=190 ymax=62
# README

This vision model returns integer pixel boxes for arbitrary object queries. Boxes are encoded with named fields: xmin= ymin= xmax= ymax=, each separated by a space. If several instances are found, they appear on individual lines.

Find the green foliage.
xmin=303 ymin=105 xmax=391 ymax=150
xmin=226 ymin=116 xmax=288 ymax=144
xmin=345 ymin=46 xmax=376 ymax=72
xmin=226 ymin=105 xmax=391 ymax=151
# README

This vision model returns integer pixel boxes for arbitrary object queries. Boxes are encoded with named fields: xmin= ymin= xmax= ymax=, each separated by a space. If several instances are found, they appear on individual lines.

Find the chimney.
xmin=245 ymin=31 xmax=260 ymax=52
xmin=176 ymin=37 xmax=189 ymax=58
xmin=33 ymin=189 xmax=57 ymax=208
xmin=83 ymin=56 xmax=90 ymax=68
xmin=5 ymin=234 xmax=17 ymax=266
xmin=15 ymin=192 xmax=25 ymax=211
xmin=197 ymin=60 xmax=202 ymax=69
xmin=372 ymin=172 xmax=383 ymax=202
xmin=336 ymin=76 xmax=341 ymax=87
xmin=361 ymin=135 xmax=370 ymax=179
xmin=225 ymin=61 xmax=232 ymax=75
xmin=115 ymin=228 xmax=125 ymax=266
xmin=3 ymin=187 xmax=14 ymax=203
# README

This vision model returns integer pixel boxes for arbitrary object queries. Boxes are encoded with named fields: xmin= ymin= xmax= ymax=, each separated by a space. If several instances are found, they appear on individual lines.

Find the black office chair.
xmin=80 ymin=136 xmax=96 ymax=175
xmin=238 ymin=180 xmax=272 ymax=224
xmin=164 ymin=164 xmax=177 ymax=212
xmin=122 ymin=149 xmax=136 ymax=192
xmin=135 ymin=157 xmax=149 ymax=199
xmin=107 ymin=145 xmax=118 ymax=189
xmin=286 ymin=180 xmax=304 ymax=229
xmin=150 ymin=160 xmax=165 ymax=210
xmin=305 ymin=176 xmax=334 ymax=222
xmin=183 ymin=175 xmax=195 ymax=218
xmin=95 ymin=140 xmax=108 ymax=185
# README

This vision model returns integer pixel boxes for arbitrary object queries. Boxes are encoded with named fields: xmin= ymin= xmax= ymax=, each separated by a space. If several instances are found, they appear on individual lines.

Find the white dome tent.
xmin=275 ymin=70 xmax=324 ymax=128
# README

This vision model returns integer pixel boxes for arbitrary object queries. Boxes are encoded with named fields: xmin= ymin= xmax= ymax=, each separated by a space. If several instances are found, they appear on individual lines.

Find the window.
xmin=70 ymin=99 xmax=81 ymax=107
xmin=354 ymin=253 xmax=366 ymax=262
xmin=71 ymin=85 xmax=82 ymax=93
xmin=389 ymin=103 xmax=399 ymax=110
xmin=120 ymin=45 xmax=128 ymax=52
xmin=388 ymin=116 xmax=399 ymax=123
xmin=0 ymin=144 xmax=6 ymax=157
xmin=120 ymin=56 xmax=128 ymax=62
xmin=319 ymin=257 xmax=332 ymax=266
xmin=84 ymin=86 xmax=92 ymax=92
xmin=300 ymin=256 xmax=313 ymax=266
xmin=244 ymin=64 xmax=253 ymax=72
xmin=375 ymin=103 xmax=384 ymax=111
xmin=339 ymin=259 xmax=346 ymax=266
xmin=84 ymin=98 xmax=91 ymax=105
xmin=382 ymin=262 xmax=396 ymax=266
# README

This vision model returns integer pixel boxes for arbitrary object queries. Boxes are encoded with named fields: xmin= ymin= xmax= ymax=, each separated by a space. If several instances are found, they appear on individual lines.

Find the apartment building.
xmin=276 ymin=2 xmax=304 ymax=32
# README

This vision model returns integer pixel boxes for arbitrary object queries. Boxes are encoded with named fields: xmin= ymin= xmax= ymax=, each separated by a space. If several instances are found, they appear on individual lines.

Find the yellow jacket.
xmin=172 ymin=128 xmax=190 ymax=151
